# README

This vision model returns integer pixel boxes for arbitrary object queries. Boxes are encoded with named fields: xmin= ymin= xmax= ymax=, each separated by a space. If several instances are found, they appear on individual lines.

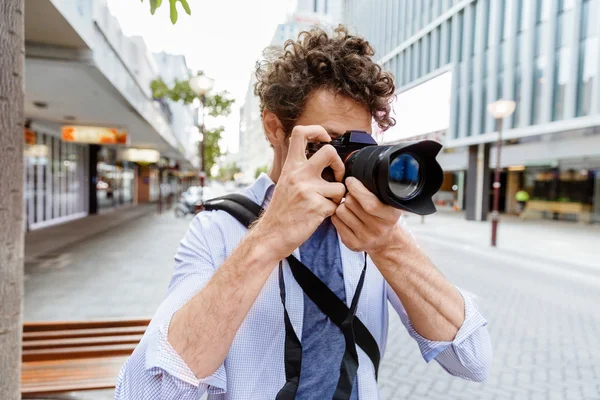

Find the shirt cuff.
xmin=406 ymin=287 xmax=488 ymax=363
xmin=145 ymin=314 xmax=227 ymax=394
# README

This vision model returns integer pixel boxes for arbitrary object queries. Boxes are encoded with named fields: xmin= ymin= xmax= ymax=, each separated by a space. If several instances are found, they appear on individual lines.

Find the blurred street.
xmin=24 ymin=210 xmax=600 ymax=399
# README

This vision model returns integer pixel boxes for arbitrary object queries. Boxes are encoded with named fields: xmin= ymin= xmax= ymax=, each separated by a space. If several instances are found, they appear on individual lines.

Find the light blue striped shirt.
xmin=115 ymin=174 xmax=492 ymax=399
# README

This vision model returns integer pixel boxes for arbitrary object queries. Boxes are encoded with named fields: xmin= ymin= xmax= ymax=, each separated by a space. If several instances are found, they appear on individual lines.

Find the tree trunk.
xmin=0 ymin=0 xmax=25 ymax=398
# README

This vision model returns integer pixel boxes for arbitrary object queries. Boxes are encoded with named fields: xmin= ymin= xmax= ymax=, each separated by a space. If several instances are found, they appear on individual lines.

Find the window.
xmin=558 ymin=0 xmax=576 ymax=11
xmin=553 ymin=47 xmax=571 ymax=120
xmin=457 ymin=11 xmax=464 ymax=62
xmin=324 ymin=0 xmax=328 ymax=14
xmin=499 ymin=0 xmax=507 ymax=41
xmin=513 ymin=68 xmax=522 ymax=128
xmin=536 ymin=0 xmax=551 ymax=22
xmin=532 ymin=56 xmax=547 ymax=123
xmin=313 ymin=0 xmax=318 ymax=12
xmin=454 ymin=94 xmax=461 ymax=138
xmin=535 ymin=22 xmax=547 ymax=57
xmin=483 ymin=0 xmax=491 ymax=50
xmin=481 ymin=82 xmax=487 ymax=133
xmin=467 ymin=85 xmax=474 ymax=136
xmin=576 ymin=37 xmax=598 ymax=116
xmin=470 ymin=5 xmax=476 ymax=56
xmin=516 ymin=0 xmax=524 ymax=33
xmin=445 ymin=20 xmax=452 ymax=64
xmin=413 ymin=42 xmax=420 ymax=79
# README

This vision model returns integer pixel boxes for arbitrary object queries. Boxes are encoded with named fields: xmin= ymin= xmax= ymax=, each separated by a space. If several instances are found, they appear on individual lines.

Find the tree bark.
xmin=0 ymin=0 xmax=25 ymax=398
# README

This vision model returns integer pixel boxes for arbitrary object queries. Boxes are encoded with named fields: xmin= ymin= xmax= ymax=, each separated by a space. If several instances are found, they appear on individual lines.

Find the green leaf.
xmin=150 ymin=0 xmax=162 ymax=14
xmin=170 ymin=0 xmax=178 ymax=24
xmin=178 ymin=0 xmax=191 ymax=15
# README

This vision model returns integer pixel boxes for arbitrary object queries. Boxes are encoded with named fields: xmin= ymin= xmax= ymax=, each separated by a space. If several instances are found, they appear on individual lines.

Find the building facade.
xmin=344 ymin=0 xmax=600 ymax=223
xmin=23 ymin=0 xmax=197 ymax=230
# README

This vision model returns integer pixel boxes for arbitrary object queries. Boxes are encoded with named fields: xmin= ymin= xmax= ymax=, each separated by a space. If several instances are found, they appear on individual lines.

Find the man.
xmin=116 ymin=26 xmax=492 ymax=399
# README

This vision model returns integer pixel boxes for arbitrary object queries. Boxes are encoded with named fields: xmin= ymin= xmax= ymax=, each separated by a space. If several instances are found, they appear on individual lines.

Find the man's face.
xmin=281 ymin=89 xmax=373 ymax=165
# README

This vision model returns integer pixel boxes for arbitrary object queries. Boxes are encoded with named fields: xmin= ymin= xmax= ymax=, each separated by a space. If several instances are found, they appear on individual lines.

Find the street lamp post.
xmin=189 ymin=74 xmax=215 ymax=191
xmin=487 ymin=99 xmax=516 ymax=247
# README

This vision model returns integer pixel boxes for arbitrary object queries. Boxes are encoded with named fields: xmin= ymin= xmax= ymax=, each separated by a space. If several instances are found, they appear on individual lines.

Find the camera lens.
xmin=388 ymin=153 xmax=421 ymax=200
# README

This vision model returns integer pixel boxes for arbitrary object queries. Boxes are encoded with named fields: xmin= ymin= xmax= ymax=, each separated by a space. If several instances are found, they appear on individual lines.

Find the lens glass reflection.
xmin=388 ymin=153 xmax=420 ymax=199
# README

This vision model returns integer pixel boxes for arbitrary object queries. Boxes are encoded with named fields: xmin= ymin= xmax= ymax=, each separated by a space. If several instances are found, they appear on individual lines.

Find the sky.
xmin=106 ymin=0 xmax=297 ymax=153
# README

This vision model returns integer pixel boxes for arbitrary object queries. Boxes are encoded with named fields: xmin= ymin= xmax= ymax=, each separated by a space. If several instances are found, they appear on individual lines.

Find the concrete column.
xmin=88 ymin=144 xmax=100 ymax=215
xmin=457 ymin=170 xmax=465 ymax=210
xmin=466 ymin=143 xmax=491 ymax=221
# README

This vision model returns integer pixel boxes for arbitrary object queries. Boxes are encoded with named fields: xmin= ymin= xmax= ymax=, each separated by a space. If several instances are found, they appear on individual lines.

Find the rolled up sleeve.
xmin=388 ymin=286 xmax=492 ymax=382
xmin=115 ymin=213 xmax=228 ymax=399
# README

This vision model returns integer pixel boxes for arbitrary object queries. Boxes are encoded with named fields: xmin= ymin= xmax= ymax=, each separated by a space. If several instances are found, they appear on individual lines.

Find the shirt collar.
xmin=244 ymin=173 xmax=275 ymax=208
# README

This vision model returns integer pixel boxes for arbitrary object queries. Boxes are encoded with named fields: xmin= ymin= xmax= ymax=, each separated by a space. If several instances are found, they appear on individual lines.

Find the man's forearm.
xmin=168 ymin=226 xmax=279 ymax=379
xmin=369 ymin=227 xmax=465 ymax=342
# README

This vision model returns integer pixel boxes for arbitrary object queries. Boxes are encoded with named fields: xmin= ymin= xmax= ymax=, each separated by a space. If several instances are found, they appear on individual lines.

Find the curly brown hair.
xmin=254 ymin=25 xmax=396 ymax=135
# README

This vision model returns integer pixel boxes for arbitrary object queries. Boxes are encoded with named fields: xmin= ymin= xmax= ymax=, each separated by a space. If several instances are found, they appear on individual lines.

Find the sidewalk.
xmin=25 ymin=203 xmax=158 ymax=264
xmin=404 ymin=210 xmax=600 ymax=270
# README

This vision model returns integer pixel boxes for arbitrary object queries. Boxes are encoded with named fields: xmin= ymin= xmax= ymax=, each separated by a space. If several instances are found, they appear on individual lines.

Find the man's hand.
xmin=331 ymin=176 xmax=403 ymax=255
xmin=254 ymin=125 xmax=346 ymax=261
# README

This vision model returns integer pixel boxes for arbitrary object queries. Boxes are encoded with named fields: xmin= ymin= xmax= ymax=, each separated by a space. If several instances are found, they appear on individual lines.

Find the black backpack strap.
xmin=203 ymin=193 xmax=381 ymax=398
xmin=203 ymin=195 xmax=261 ymax=227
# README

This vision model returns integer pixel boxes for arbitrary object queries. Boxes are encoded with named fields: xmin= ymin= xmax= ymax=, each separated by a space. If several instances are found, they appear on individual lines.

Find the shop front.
xmin=24 ymin=125 xmax=89 ymax=231
xmin=516 ymin=164 xmax=598 ymax=223
xmin=96 ymin=147 xmax=135 ymax=212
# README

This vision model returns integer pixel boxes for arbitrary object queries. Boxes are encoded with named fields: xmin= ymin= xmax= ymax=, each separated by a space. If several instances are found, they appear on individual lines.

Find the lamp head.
xmin=487 ymin=99 xmax=516 ymax=119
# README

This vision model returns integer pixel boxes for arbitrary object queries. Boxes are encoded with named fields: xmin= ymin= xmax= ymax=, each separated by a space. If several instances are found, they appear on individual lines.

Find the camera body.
xmin=306 ymin=130 xmax=377 ymax=182
xmin=306 ymin=130 xmax=444 ymax=215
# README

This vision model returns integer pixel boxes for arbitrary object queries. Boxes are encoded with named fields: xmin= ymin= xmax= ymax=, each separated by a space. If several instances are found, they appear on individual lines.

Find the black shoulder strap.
xmin=203 ymin=193 xmax=381 ymax=398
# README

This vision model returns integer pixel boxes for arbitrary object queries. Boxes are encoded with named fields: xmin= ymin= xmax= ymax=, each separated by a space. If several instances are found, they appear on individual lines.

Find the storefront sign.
xmin=119 ymin=148 xmax=160 ymax=165
xmin=24 ymin=128 xmax=37 ymax=145
xmin=61 ymin=125 xmax=128 ymax=145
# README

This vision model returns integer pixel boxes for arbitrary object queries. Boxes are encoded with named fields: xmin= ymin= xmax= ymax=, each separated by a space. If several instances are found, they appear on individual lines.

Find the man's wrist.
xmin=368 ymin=225 xmax=407 ymax=259
xmin=245 ymin=220 xmax=287 ymax=266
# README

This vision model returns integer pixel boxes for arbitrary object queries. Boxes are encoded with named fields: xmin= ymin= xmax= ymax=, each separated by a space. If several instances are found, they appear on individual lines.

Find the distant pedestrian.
xmin=515 ymin=189 xmax=530 ymax=218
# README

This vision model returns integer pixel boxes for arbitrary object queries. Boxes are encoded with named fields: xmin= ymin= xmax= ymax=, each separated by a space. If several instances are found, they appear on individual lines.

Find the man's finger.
xmin=335 ymin=203 xmax=365 ymax=235
xmin=321 ymin=198 xmax=338 ymax=218
xmin=316 ymin=182 xmax=346 ymax=204
xmin=345 ymin=178 xmax=400 ymax=221
xmin=287 ymin=125 xmax=331 ymax=162
xmin=331 ymin=214 xmax=360 ymax=251
xmin=307 ymin=145 xmax=345 ymax=182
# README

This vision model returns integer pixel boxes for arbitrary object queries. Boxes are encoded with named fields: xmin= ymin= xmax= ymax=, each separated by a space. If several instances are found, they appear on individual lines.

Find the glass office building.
xmin=344 ymin=0 xmax=600 ymax=223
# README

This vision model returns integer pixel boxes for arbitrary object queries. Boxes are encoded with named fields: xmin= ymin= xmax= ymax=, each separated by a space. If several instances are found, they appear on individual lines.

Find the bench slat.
xmin=22 ymin=356 xmax=127 ymax=395
xmin=24 ymin=334 xmax=144 ymax=351
xmin=23 ymin=343 xmax=138 ymax=363
xmin=23 ymin=326 xmax=147 ymax=341
xmin=23 ymin=318 xmax=151 ymax=332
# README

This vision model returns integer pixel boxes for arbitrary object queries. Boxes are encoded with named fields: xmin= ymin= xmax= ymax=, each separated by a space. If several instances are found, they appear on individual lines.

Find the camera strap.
xmin=204 ymin=194 xmax=381 ymax=399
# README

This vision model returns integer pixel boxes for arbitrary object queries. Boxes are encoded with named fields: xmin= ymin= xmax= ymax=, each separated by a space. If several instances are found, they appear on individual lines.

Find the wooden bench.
xmin=21 ymin=318 xmax=150 ymax=396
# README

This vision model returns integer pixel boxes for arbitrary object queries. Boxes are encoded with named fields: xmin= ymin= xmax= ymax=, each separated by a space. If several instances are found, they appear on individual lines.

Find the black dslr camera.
xmin=306 ymin=130 xmax=443 ymax=215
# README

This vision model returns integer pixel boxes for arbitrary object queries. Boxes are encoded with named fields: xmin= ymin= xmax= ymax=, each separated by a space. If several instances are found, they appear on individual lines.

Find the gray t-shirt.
xmin=295 ymin=218 xmax=358 ymax=399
